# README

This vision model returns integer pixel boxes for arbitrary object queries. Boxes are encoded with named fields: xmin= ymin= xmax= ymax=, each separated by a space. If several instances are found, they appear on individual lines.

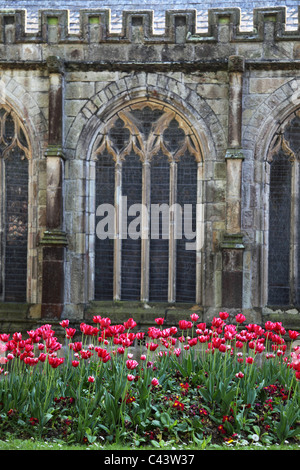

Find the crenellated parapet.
xmin=0 ymin=7 xmax=300 ymax=45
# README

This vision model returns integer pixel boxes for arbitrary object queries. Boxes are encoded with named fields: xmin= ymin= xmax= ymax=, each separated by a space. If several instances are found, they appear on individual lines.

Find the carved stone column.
xmin=221 ymin=55 xmax=245 ymax=308
xmin=40 ymin=56 xmax=67 ymax=319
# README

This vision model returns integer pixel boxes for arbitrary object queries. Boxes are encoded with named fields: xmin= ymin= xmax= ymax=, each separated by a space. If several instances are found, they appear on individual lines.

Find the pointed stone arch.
xmin=91 ymin=98 xmax=203 ymax=304
xmin=0 ymin=104 xmax=30 ymax=302
xmin=241 ymin=78 xmax=300 ymax=309
xmin=63 ymin=71 xmax=227 ymax=309
xmin=0 ymin=76 xmax=48 ymax=305
xmin=65 ymin=71 xmax=226 ymax=161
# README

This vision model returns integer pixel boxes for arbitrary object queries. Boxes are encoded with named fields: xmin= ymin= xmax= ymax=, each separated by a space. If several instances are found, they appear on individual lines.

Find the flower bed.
xmin=0 ymin=312 xmax=299 ymax=447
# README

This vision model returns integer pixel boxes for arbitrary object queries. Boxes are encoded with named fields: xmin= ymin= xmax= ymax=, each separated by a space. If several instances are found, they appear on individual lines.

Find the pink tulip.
xmin=151 ymin=378 xmax=159 ymax=386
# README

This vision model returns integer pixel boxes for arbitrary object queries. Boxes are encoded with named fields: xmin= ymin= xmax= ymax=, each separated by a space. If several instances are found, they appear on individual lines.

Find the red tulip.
xmin=100 ymin=317 xmax=111 ymax=329
xmin=124 ymin=318 xmax=137 ymax=329
xmin=95 ymin=347 xmax=111 ymax=363
xmin=38 ymin=353 xmax=47 ymax=362
xmin=235 ymin=372 xmax=244 ymax=379
xmin=179 ymin=320 xmax=192 ymax=330
xmin=219 ymin=312 xmax=229 ymax=320
xmin=126 ymin=359 xmax=139 ymax=370
xmin=65 ymin=328 xmax=76 ymax=339
xmin=92 ymin=315 xmax=102 ymax=324
xmin=235 ymin=314 xmax=246 ymax=324
xmin=190 ymin=313 xmax=199 ymax=322
xmin=146 ymin=342 xmax=159 ymax=351
xmin=48 ymin=356 xmax=64 ymax=368
xmin=0 ymin=334 xmax=10 ymax=342
xmin=71 ymin=342 xmax=82 ymax=352
xmin=148 ymin=327 xmax=162 ymax=339
xmin=288 ymin=330 xmax=300 ymax=340
xmin=212 ymin=317 xmax=224 ymax=329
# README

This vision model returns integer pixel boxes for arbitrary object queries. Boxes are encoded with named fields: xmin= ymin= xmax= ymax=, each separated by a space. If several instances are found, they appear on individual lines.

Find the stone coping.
xmin=0 ymin=7 xmax=300 ymax=45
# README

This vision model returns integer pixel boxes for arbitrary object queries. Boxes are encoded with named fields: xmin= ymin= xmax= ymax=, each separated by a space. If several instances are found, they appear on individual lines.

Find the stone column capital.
xmin=46 ymin=55 xmax=64 ymax=74
xmin=45 ymin=144 xmax=65 ymax=159
xmin=225 ymin=148 xmax=245 ymax=160
xmin=221 ymin=232 xmax=244 ymax=250
xmin=40 ymin=229 xmax=68 ymax=246
xmin=228 ymin=55 xmax=245 ymax=73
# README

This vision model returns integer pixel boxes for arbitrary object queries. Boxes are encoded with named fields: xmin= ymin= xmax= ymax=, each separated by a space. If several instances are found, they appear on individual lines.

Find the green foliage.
xmin=273 ymin=402 xmax=300 ymax=443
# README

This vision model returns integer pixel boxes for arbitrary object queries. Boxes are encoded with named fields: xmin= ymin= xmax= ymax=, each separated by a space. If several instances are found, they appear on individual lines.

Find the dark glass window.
xmin=149 ymin=151 xmax=170 ymax=302
xmin=268 ymin=150 xmax=292 ymax=305
xmin=268 ymin=113 xmax=300 ymax=306
xmin=121 ymin=152 xmax=142 ymax=300
xmin=176 ymin=151 xmax=197 ymax=303
xmin=95 ymin=151 xmax=115 ymax=300
xmin=0 ymin=108 xmax=29 ymax=302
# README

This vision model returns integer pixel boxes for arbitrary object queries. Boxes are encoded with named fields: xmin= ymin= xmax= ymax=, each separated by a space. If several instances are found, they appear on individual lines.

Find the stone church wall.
xmin=0 ymin=5 xmax=300 ymax=336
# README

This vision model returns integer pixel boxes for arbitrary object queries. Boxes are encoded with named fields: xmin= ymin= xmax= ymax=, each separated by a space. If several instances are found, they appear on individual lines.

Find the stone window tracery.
xmin=92 ymin=101 xmax=203 ymax=304
xmin=0 ymin=106 xmax=30 ymax=302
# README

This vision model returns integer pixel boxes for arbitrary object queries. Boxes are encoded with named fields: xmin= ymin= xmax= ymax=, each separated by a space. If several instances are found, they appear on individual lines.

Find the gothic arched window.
xmin=268 ymin=112 xmax=300 ymax=306
xmin=0 ymin=106 xmax=30 ymax=302
xmin=92 ymin=101 xmax=203 ymax=304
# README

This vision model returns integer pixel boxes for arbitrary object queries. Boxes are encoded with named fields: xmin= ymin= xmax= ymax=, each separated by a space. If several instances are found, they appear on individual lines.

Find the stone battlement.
xmin=0 ymin=7 xmax=300 ymax=44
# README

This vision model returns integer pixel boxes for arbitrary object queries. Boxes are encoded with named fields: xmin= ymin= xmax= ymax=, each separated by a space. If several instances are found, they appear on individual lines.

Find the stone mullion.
xmin=27 ymin=157 xmax=35 ymax=304
xmin=221 ymin=55 xmax=245 ymax=309
xmin=140 ymin=159 xmax=150 ymax=302
xmin=113 ymin=160 xmax=122 ymax=301
xmin=168 ymin=160 xmax=177 ymax=303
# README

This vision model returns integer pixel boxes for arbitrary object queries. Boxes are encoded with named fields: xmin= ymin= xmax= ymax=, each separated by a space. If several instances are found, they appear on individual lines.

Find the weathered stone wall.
xmin=0 ymin=5 xmax=300 ymax=335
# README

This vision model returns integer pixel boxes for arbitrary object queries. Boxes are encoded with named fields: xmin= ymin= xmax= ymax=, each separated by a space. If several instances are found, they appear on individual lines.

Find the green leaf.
xmin=45 ymin=413 xmax=53 ymax=422
xmin=244 ymin=387 xmax=256 ymax=405
xmin=151 ymin=440 xmax=161 ymax=448
xmin=176 ymin=421 xmax=190 ymax=432
xmin=221 ymin=388 xmax=236 ymax=409
xmin=86 ymin=433 xmax=97 ymax=444
xmin=288 ymin=427 xmax=300 ymax=438
xmin=186 ymin=355 xmax=192 ymax=376
xmin=160 ymin=412 xmax=171 ymax=427
xmin=17 ymin=419 xmax=26 ymax=426
xmin=170 ymin=357 xmax=188 ymax=377
xmin=98 ymin=424 xmax=109 ymax=433
xmin=198 ymin=387 xmax=211 ymax=402
xmin=151 ymin=420 xmax=160 ymax=427
xmin=223 ymin=419 xmax=234 ymax=435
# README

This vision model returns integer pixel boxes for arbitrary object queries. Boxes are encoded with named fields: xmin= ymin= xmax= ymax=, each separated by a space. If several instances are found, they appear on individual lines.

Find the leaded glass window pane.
xmin=4 ymin=149 xmax=28 ymax=301
xmin=268 ymin=150 xmax=292 ymax=305
xmin=95 ymin=151 xmax=115 ymax=300
xmin=176 ymin=151 xmax=197 ymax=303
xmin=149 ymin=152 xmax=169 ymax=302
xmin=121 ymin=152 xmax=142 ymax=300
